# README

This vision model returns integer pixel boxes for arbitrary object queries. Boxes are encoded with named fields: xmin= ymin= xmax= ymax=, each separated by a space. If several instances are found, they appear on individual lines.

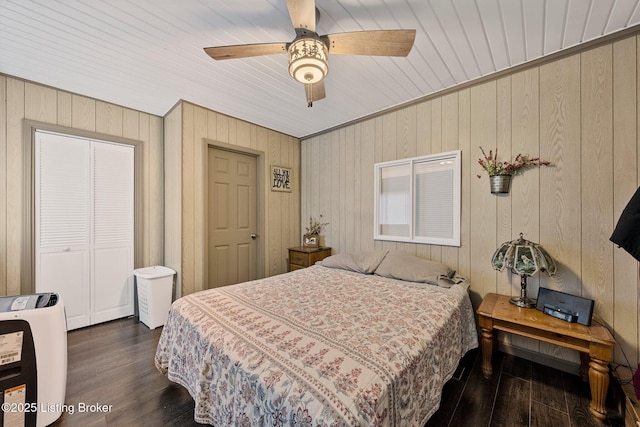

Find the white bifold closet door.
xmin=35 ymin=131 xmax=134 ymax=330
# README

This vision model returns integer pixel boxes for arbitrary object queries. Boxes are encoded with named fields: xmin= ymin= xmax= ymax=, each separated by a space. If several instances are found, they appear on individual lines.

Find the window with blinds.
xmin=374 ymin=150 xmax=461 ymax=246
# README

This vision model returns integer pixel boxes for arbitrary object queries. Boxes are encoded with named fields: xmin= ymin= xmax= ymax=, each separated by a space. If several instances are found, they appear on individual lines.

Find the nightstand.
xmin=288 ymin=246 xmax=331 ymax=271
xmin=477 ymin=293 xmax=614 ymax=421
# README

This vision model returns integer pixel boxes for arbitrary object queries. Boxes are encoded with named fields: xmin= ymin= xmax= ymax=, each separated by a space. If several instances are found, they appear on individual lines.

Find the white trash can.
xmin=134 ymin=266 xmax=176 ymax=329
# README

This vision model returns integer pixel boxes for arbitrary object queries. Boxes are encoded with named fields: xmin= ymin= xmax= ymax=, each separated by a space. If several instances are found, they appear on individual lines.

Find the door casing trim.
xmin=22 ymin=119 xmax=144 ymax=295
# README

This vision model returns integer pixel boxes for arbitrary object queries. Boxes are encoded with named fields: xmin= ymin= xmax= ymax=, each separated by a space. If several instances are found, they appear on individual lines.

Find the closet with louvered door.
xmin=35 ymin=130 xmax=134 ymax=330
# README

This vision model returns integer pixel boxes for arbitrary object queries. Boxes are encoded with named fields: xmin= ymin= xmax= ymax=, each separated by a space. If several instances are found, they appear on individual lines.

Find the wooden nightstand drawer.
xmin=288 ymin=263 xmax=306 ymax=271
xmin=289 ymin=250 xmax=308 ymax=266
xmin=288 ymin=247 xmax=331 ymax=271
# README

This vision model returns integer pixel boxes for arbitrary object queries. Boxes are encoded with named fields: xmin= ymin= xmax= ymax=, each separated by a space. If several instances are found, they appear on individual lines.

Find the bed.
xmin=155 ymin=251 xmax=478 ymax=426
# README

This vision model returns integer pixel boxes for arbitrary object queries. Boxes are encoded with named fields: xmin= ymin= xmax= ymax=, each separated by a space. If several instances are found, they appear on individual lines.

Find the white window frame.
xmin=374 ymin=150 xmax=461 ymax=246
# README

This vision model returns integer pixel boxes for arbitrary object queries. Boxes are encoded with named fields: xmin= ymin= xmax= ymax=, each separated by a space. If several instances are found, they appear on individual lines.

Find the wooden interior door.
xmin=208 ymin=147 xmax=258 ymax=288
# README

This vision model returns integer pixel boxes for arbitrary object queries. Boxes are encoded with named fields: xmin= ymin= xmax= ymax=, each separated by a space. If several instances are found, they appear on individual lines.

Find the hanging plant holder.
xmin=477 ymin=147 xmax=551 ymax=194
xmin=489 ymin=175 xmax=511 ymax=194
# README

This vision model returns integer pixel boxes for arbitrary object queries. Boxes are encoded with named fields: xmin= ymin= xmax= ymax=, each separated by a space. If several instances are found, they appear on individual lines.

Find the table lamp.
xmin=491 ymin=233 xmax=557 ymax=307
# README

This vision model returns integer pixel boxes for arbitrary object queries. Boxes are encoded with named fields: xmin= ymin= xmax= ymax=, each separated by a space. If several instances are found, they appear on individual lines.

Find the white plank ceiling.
xmin=2 ymin=0 xmax=640 ymax=138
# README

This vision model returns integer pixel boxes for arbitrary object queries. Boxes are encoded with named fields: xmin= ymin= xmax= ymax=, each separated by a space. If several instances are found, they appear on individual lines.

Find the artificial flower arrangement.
xmin=305 ymin=215 xmax=329 ymax=235
xmin=477 ymin=146 xmax=551 ymax=178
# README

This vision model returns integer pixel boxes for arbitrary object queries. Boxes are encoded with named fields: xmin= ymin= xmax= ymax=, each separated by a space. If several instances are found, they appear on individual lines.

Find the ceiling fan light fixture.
xmin=288 ymin=37 xmax=328 ymax=84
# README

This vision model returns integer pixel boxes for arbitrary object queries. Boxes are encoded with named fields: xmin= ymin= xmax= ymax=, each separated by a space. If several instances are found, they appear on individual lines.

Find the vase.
xmin=489 ymin=175 xmax=511 ymax=194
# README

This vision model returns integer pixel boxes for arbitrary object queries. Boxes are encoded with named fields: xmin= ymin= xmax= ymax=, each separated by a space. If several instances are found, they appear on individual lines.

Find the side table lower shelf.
xmin=477 ymin=293 xmax=615 ymax=421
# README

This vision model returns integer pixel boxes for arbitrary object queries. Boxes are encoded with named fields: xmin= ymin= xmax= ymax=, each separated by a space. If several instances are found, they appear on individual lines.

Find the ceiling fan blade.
xmin=304 ymin=81 xmax=325 ymax=107
xmin=204 ymin=42 xmax=287 ymax=60
xmin=324 ymin=30 xmax=416 ymax=56
xmin=286 ymin=0 xmax=316 ymax=33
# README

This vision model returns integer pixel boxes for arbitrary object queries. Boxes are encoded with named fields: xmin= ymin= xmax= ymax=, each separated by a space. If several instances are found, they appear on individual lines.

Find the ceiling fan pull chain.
xmin=305 ymin=84 xmax=313 ymax=107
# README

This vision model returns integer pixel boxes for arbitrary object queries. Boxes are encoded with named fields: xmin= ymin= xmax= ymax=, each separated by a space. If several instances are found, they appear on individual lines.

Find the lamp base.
xmin=510 ymin=296 xmax=537 ymax=308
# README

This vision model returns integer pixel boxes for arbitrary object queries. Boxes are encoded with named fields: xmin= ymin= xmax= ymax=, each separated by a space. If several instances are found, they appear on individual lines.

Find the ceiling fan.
xmin=204 ymin=0 xmax=416 ymax=107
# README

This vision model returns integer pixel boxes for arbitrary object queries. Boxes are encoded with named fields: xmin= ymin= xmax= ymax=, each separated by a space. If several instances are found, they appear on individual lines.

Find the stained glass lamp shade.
xmin=491 ymin=233 xmax=557 ymax=308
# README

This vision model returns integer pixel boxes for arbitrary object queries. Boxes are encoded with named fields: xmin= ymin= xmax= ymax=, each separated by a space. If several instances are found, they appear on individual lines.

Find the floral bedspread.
xmin=155 ymin=265 xmax=478 ymax=426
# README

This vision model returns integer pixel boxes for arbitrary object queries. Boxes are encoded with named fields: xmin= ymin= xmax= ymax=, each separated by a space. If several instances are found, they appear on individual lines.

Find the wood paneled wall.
xmin=0 ymin=75 xmax=164 ymax=296
xmin=164 ymin=101 xmax=300 ymax=297
xmin=302 ymin=34 xmax=640 ymax=369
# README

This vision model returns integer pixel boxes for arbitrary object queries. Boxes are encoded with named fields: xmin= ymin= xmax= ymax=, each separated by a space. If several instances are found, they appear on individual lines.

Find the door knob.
xmin=250 ymin=233 xmax=257 ymax=240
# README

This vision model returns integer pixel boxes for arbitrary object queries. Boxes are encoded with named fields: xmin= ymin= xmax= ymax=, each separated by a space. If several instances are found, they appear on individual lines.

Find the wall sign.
xmin=271 ymin=166 xmax=292 ymax=192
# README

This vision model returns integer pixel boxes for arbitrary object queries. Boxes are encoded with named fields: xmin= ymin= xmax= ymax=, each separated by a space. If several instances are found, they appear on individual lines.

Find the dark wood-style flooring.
xmin=51 ymin=317 xmax=625 ymax=426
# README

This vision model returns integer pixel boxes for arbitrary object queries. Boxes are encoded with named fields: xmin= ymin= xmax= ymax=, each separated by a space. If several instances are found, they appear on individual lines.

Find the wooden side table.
xmin=288 ymin=246 xmax=331 ymax=271
xmin=477 ymin=293 xmax=614 ymax=420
